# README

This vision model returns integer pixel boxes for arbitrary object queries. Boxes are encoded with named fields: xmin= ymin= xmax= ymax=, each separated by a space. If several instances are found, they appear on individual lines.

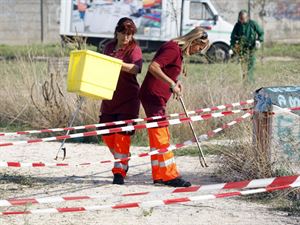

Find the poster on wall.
xmin=71 ymin=0 xmax=162 ymax=37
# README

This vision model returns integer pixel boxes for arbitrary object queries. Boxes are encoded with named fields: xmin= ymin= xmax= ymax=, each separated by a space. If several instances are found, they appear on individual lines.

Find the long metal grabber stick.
xmin=179 ymin=96 xmax=208 ymax=167
xmin=54 ymin=96 xmax=85 ymax=160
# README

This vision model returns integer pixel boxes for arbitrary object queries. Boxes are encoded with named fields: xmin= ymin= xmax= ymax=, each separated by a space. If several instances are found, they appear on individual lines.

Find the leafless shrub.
xmin=30 ymin=73 xmax=69 ymax=127
xmin=0 ymin=55 xmax=99 ymax=130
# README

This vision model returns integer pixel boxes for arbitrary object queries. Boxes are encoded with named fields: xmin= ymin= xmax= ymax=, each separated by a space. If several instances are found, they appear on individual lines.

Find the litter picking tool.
xmin=179 ymin=96 xmax=208 ymax=167
xmin=54 ymin=96 xmax=84 ymax=160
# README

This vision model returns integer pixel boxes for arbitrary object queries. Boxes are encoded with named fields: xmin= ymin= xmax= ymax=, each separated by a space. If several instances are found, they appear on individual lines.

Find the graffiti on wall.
xmin=274 ymin=114 xmax=300 ymax=161
xmin=71 ymin=0 xmax=162 ymax=37
xmin=265 ymin=0 xmax=300 ymax=21
xmin=277 ymin=95 xmax=300 ymax=108
xmin=273 ymin=1 xmax=300 ymax=20
xmin=265 ymin=86 xmax=300 ymax=116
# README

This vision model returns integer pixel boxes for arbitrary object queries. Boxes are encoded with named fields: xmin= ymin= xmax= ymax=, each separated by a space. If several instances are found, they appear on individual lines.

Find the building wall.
xmin=0 ymin=0 xmax=60 ymax=44
xmin=211 ymin=0 xmax=248 ymax=24
xmin=0 ymin=0 xmax=299 ymax=44
xmin=254 ymin=0 xmax=300 ymax=42
xmin=212 ymin=0 xmax=300 ymax=43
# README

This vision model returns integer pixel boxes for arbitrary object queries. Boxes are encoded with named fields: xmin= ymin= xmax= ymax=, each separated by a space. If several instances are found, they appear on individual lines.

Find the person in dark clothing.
xmin=229 ymin=10 xmax=264 ymax=83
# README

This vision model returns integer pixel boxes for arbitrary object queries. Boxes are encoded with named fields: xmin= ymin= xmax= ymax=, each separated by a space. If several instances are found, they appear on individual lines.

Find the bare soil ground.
xmin=0 ymin=142 xmax=299 ymax=225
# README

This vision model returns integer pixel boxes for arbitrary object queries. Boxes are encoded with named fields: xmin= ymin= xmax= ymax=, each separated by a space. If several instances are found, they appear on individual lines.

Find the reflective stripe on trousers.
xmin=159 ymin=157 xmax=175 ymax=168
xmin=113 ymin=152 xmax=129 ymax=159
xmin=151 ymin=160 xmax=159 ymax=166
xmin=113 ymin=152 xmax=129 ymax=171
xmin=114 ymin=162 xmax=128 ymax=171
xmin=150 ymin=147 xmax=159 ymax=167
xmin=150 ymin=148 xmax=176 ymax=168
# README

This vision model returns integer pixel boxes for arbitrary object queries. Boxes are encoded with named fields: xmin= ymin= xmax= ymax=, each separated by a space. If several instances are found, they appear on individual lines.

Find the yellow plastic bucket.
xmin=67 ymin=50 xmax=122 ymax=100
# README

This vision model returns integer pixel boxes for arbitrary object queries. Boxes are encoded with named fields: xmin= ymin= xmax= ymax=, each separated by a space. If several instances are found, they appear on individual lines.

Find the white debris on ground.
xmin=0 ymin=142 xmax=299 ymax=225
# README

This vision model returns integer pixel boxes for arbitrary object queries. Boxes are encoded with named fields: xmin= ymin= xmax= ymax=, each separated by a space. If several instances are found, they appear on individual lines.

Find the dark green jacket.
xmin=230 ymin=20 xmax=264 ymax=50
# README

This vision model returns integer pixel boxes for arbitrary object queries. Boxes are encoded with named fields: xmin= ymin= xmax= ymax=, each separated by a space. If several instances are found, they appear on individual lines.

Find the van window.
xmin=190 ymin=2 xmax=214 ymax=20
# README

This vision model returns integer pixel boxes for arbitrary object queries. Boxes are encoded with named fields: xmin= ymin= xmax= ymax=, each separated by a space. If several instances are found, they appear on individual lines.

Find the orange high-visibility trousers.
xmin=148 ymin=127 xmax=180 ymax=182
xmin=102 ymin=133 xmax=131 ymax=178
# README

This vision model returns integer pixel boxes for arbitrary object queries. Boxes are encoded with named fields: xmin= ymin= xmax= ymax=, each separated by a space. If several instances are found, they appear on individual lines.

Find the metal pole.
xmin=40 ymin=0 xmax=44 ymax=42
xmin=179 ymin=97 xmax=208 ymax=167
xmin=248 ymin=0 xmax=251 ymax=19
xmin=179 ymin=0 xmax=184 ymax=36
xmin=54 ymin=96 xmax=85 ymax=160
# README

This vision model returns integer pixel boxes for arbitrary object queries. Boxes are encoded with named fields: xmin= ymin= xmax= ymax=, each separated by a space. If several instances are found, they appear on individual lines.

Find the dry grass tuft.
xmin=30 ymin=73 xmax=70 ymax=127
xmin=215 ymin=119 xmax=297 ymax=182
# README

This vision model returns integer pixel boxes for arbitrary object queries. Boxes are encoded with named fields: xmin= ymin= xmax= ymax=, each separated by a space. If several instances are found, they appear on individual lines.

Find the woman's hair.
xmin=173 ymin=26 xmax=210 ymax=56
xmin=114 ymin=17 xmax=137 ymax=56
xmin=114 ymin=17 xmax=137 ymax=36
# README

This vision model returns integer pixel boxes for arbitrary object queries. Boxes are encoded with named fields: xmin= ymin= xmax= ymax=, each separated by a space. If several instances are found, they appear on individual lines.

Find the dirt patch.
xmin=0 ymin=142 xmax=299 ymax=225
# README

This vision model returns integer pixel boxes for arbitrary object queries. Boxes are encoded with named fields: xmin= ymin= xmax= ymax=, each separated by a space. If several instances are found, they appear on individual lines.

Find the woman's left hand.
xmin=122 ymin=62 xmax=139 ymax=75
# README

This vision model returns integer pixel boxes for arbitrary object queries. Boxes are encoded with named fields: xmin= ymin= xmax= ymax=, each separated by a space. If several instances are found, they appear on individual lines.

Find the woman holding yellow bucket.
xmin=100 ymin=17 xmax=142 ymax=185
xmin=140 ymin=27 xmax=210 ymax=187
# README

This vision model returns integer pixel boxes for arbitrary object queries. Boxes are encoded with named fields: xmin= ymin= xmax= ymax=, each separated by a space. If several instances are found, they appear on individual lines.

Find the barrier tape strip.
xmin=0 ymin=112 xmax=252 ymax=168
xmin=0 ymin=109 xmax=247 ymax=148
xmin=1 ymin=182 xmax=299 ymax=216
xmin=0 ymin=174 xmax=299 ymax=207
xmin=0 ymin=99 xmax=254 ymax=137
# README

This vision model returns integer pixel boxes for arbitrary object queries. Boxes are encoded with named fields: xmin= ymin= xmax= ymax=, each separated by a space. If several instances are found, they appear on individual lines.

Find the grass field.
xmin=0 ymin=43 xmax=299 ymax=145
xmin=1 ymin=42 xmax=300 ymax=59
xmin=0 ymin=50 xmax=299 ymax=145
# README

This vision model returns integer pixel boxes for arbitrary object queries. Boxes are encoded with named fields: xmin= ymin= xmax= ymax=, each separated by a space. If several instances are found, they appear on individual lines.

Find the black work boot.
xmin=163 ymin=178 xmax=191 ymax=187
xmin=153 ymin=179 xmax=164 ymax=186
xmin=113 ymin=173 xmax=124 ymax=185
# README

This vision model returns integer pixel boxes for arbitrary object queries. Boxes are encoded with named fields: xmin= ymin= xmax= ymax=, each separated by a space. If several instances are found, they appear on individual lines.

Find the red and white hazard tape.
xmin=275 ymin=106 xmax=300 ymax=113
xmin=0 ymin=112 xmax=251 ymax=168
xmin=0 ymin=99 xmax=254 ymax=137
xmin=0 ymin=174 xmax=298 ymax=207
xmin=1 ymin=182 xmax=299 ymax=216
xmin=0 ymin=109 xmax=247 ymax=148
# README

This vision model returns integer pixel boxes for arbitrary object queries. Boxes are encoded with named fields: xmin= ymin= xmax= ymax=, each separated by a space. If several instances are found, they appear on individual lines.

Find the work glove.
xmin=228 ymin=49 xmax=234 ymax=57
xmin=255 ymin=40 xmax=261 ymax=49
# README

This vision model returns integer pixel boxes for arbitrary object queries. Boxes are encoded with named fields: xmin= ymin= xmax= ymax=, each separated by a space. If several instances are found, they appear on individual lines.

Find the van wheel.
xmin=206 ymin=43 xmax=230 ymax=63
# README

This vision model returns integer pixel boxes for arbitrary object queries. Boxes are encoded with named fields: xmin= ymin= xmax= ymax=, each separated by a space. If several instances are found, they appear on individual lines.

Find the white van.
xmin=60 ymin=0 xmax=233 ymax=62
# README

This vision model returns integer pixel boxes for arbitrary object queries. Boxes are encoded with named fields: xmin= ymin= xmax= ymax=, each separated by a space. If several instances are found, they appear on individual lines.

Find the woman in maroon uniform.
xmin=100 ymin=17 xmax=143 ymax=185
xmin=140 ymin=27 xmax=209 ymax=187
